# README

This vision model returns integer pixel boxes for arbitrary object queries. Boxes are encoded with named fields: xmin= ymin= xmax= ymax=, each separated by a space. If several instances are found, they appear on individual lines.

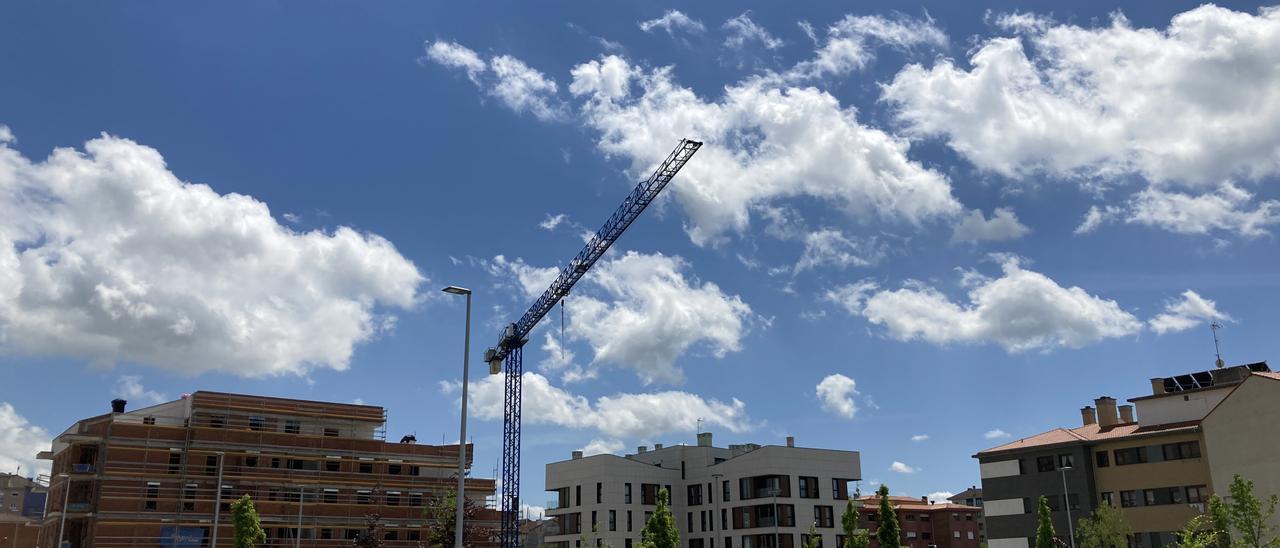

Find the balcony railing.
xmin=71 ymin=463 xmax=95 ymax=473
xmin=66 ymin=502 xmax=92 ymax=512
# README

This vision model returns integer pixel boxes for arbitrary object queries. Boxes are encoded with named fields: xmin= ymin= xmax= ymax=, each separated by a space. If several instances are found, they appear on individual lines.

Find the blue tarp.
xmin=159 ymin=526 xmax=205 ymax=548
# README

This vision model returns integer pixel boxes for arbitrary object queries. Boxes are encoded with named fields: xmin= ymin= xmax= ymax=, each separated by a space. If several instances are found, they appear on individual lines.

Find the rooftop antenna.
xmin=1211 ymin=321 xmax=1225 ymax=369
xmin=696 ymin=418 xmax=704 ymax=435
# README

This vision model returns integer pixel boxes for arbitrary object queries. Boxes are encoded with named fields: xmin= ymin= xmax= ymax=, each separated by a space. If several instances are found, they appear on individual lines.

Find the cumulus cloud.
xmin=827 ymin=256 xmax=1142 ymax=352
xmin=927 ymin=490 xmax=956 ymax=503
xmin=425 ymin=41 xmax=564 ymax=121
xmin=115 ymin=376 xmax=166 ymax=406
xmin=0 ymin=128 xmax=422 ymax=376
xmin=884 ymin=5 xmax=1280 ymax=186
xmin=723 ymin=12 xmax=784 ymax=50
xmin=911 ymin=434 xmax=929 ymax=442
xmin=890 ymin=461 xmax=916 ymax=474
xmin=794 ymin=229 xmax=886 ymax=274
xmin=447 ymin=371 xmax=754 ymax=439
xmin=0 ymin=403 xmax=51 ymax=477
xmin=578 ymin=438 xmax=625 ymax=456
xmin=951 ymin=208 xmax=1031 ymax=243
xmin=1150 ymin=290 xmax=1232 ymax=334
xmin=570 ymin=54 xmax=962 ymax=245
xmin=985 ymin=428 xmax=1011 ymax=439
xmin=1128 ymin=184 xmax=1280 ymax=237
xmin=1075 ymin=205 xmax=1123 ymax=235
xmin=784 ymin=14 xmax=948 ymax=81
xmin=816 ymin=373 xmax=860 ymax=419
xmin=639 ymin=10 xmax=706 ymax=37
xmin=539 ymin=213 xmax=568 ymax=231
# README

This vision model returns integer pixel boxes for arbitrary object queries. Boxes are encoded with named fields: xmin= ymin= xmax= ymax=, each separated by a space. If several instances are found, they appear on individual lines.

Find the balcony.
xmin=71 ymin=463 xmax=95 ymax=473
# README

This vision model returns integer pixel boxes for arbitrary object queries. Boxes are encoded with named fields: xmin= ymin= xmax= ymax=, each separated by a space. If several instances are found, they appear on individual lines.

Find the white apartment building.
xmin=544 ymin=433 xmax=861 ymax=548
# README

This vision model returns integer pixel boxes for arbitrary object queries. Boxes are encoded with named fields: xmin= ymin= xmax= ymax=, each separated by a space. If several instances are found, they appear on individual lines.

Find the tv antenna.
xmin=1211 ymin=321 xmax=1225 ymax=368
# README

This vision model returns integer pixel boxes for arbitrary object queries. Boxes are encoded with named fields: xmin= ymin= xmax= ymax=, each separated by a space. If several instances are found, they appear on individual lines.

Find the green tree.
xmin=353 ymin=514 xmax=385 ymax=548
xmin=1219 ymin=474 xmax=1280 ymax=548
xmin=1173 ymin=515 xmax=1219 ymax=548
xmin=230 ymin=494 xmax=265 ymax=548
xmin=1210 ymin=495 xmax=1233 ymax=548
xmin=876 ymin=485 xmax=902 ymax=548
xmin=1076 ymin=502 xmax=1133 ymax=548
xmin=640 ymin=488 xmax=679 ymax=548
xmin=424 ymin=487 xmax=487 ymax=547
xmin=1036 ymin=496 xmax=1056 ymax=548
xmin=843 ymin=499 xmax=870 ymax=548
xmin=803 ymin=523 xmax=821 ymax=548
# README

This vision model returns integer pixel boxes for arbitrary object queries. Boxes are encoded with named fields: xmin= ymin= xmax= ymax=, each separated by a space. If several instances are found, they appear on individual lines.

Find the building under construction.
xmin=36 ymin=391 xmax=499 ymax=547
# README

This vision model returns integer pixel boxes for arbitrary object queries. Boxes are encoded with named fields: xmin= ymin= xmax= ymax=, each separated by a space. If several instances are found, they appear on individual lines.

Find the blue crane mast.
xmin=484 ymin=139 xmax=702 ymax=547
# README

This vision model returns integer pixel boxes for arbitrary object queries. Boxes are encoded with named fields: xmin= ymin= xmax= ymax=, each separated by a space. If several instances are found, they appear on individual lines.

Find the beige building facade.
xmin=1201 ymin=372 xmax=1280 ymax=531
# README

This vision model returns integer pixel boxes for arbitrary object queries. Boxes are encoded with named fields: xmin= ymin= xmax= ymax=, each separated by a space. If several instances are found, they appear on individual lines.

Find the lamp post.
xmin=767 ymin=485 xmax=781 ymax=548
xmin=1060 ymin=464 xmax=1076 ymax=548
xmin=210 ymin=452 xmax=225 ymax=548
xmin=56 ymin=473 xmax=70 ymax=548
xmin=443 ymin=285 xmax=473 ymax=548
xmin=712 ymin=473 xmax=724 ymax=546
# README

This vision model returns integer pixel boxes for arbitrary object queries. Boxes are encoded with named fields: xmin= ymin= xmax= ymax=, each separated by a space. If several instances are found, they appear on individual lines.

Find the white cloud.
xmin=425 ymin=41 xmax=564 ymax=121
xmin=1150 ymin=290 xmax=1232 ymax=335
xmin=522 ymin=503 xmax=547 ymax=520
xmin=795 ymin=229 xmax=885 ymax=273
xmin=0 ymin=403 xmax=51 ymax=477
xmin=827 ymin=256 xmax=1142 ymax=352
xmin=0 ymin=128 xmax=422 ymax=376
xmin=816 ymin=373 xmax=859 ymax=419
xmin=539 ymin=213 xmax=568 ymax=231
xmin=985 ymin=428 xmax=1011 ymax=439
xmin=723 ymin=12 xmax=784 ymax=50
xmin=1075 ymin=205 xmax=1123 ymax=235
xmin=890 ymin=461 xmax=916 ymax=474
xmin=927 ymin=490 xmax=956 ymax=503
xmin=578 ymin=438 xmax=625 ymax=456
xmin=570 ymin=54 xmax=962 ymax=246
xmin=884 ymin=5 xmax=1280 ymax=186
xmin=1127 ymin=184 xmax=1280 ymax=237
xmin=784 ymin=14 xmax=948 ymax=81
xmin=951 ymin=208 xmax=1031 ymax=243
xmin=639 ymin=10 xmax=706 ymax=37
xmin=911 ymin=434 xmax=929 ymax=442
xmin=115 ymin=376 xmax=166 ymax=406
xmin=538 ymin=332 xmax=595 ymax=384
xmin=448 ymin=371 xmax=754 ymax=439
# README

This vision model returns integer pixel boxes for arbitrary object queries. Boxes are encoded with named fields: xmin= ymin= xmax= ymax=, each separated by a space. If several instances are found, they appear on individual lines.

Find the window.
xmin=219 ymin=485 xmax=233 ymax=511
xmin=271 ymin=457 xmax=281 ymax=469
xmin=799 ymin=477 xmax=819 ymax=499
xmin=357 ymin=490 xmax=371 ymax=504
xmin=183 ymin=484 xmax=197 ymax=511
xmin=689 ymin=484 xmax=703 ymax=506
xmin=625 ymin=483 xmax=632 ymax=504
xmin=723 ymin=481 xmax=730 ymax=503
xmin=245 ymin=455 xmax=258 ymax=467
xmin=388 ymin=463 xmax=402 ymax=475
xmin=815 ymin=505 xmax=835 ymax=528
xmin=1187 ymin=485 xmax=1209 ymax=504
xmin=1162 ymin=441 xmax=1201 ymax=460
xmin=143 ymin=416 xmax=156 ymax=425
xmin=326 ymin=460 xmax=340 ymax=472
xmin=1114 ymin=447 xmax=1148 ymax=465
xmin=358 ymin=460 xmax=373 ymax=474
xmin=954 ymin=531 xmax=961 ymax=539
xmin=969 ymin=532 xmax=976 ymax=540
xmin=577 ymin=485 xmax=582 ymax=506
xmin=1068 ymin=494 xmax=1080 ymax=511
xmin=1144 ymin=490 xmax=1157 ymax=506
xmin=688 ymin=512 xmax=694 ymax=532
xmin=921 ymin=513 xmax=931 ymax=522
xmin=598 ymin=482 xmax=603 ymax=504
xmin=833 ymin=478 xmax=849 ymax=500
xmin=1101 ymin=492 xmax=1114 ymax=506
xmin=323 ymin=489 xmax=338 ymax=504
xmin=384 ymin=530 xmax=398 ymax=541
xmin=249 ymin=416 xmax=265 ymax=431
xmin=1037 ymin=456 xmax=1055 ymax=472
xmin=409 ymin=492 xmax=423 ymax=507
xmin=210 ymin=415 xmax=226 ymax=428
xmin=1167 ymin=487 xmax=1185 ymax=505
xmin=722 ymin=508 xmax=728 ymax=530
xmin=320 ymin=529 xmax=333 ymax=540
xmin=641 ymin=484 xmax=659 ymax=505
xmin=1096 ymin=451 xmax=1110 ymax=468
xmin=1058 ymin=454 xmax=1074 ymax=469
xmin=284 ymin=420 xmax=301 ymax=434
xmin=323 ymin=427 xmax=339 ymax=437
xmin=964 ymin=514 xmax=972 ymax=521
xmin=408 ymin=531 xmax=420 ymax=542
xmin=168 ymin=452 xmax=182 ymax=474
xmin=593 ymin=511 xmax=598 ymax=529
xmin=386 ymin=492 xmax=400 ymax=506
xmin=145 ymin=482 xmax=159 ymax=510
xmin=609 ymin=510 xmax=616 ymax=531
xmin=906 ymin=514 xmax=917 ymax=521
xmin=628 ymin=510 xmax=633 ymax=532
xmin=206 ymin=455 xmax=219 ymax=475
xmin=1120 ymin=490 xmax=1138 ymax=508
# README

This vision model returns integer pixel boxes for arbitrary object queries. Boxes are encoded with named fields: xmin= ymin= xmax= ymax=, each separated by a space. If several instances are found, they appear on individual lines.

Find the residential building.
xmin=1 ymin=474 xmax=47 ymax=520
xmin=976 ymin=362 xmax=1275 ymax=548
xmin=544 ymin=433 xmax=860 ymax=548
xmin=947 ymin=487 xmax=984 ymax=542
xmin=856 ymin=495 xmax=981 ymax=548
xmin=35 ymin=392 xmax=499 ymax=548
xmin=520 ymin=518 xmax=561 ymax=547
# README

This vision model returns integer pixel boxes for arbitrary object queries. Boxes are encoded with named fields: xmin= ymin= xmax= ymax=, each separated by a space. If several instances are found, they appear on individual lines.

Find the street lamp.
xmin=56 ymin=473 xmax=70 ymax=548
xmin=1060 ymin=464 xmax=1076 ymax=548
xmin=211 ymin=452 xmax=225 ymax=548
xmin=442 ymin=285 xmax=473 ymax=548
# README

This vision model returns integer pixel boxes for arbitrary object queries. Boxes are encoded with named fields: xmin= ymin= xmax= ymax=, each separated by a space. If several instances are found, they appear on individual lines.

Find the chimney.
xmin=571 ymin=451 xmax=583 ymax=460
xmin=111 ymin=399 xmax=127 ymax=414
xmin=921 ymin=496 xmax=929 ymax=504
xmin=786 ymin=436 xmax=795 ymax=447
xmin=1095 ymin=397 xmax=1118 ymax=427
xmin=1150 ymin=378 xmax=1166 ymax=395
xmin=654 ymin=443 xmax=663 ymax=450
xmin=1080 ymin=406 xmax=1097 ymax=426
xmin=698 ymin=432 xmax=713 ymax=447
xmin=637 ymin=446 xmax=647 ymax=454
xmin=1118 ymin=405 xmax=1135 ymax=424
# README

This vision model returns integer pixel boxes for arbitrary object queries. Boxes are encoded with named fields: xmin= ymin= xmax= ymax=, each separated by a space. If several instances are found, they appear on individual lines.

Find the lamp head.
xmin=442 ymin=286 xmax=471 ymax=295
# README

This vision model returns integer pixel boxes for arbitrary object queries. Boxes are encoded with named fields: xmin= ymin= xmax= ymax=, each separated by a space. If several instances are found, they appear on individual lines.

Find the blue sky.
xmin=3 ymin=0 xmax=1280 ymax=513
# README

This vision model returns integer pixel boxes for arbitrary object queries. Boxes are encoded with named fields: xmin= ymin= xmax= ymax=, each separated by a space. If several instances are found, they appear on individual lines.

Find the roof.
xmin=855 ymin=496 xmax=980 ymax=511
xmin=978 ymin=420 xmax=1200 ymax=455
xmin=1253 ymin=371 xmax=1280 ymax=381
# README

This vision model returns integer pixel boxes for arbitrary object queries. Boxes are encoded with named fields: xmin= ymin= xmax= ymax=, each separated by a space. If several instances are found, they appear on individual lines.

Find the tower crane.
xmin=483 ymin=139 xmax=702 ymax=547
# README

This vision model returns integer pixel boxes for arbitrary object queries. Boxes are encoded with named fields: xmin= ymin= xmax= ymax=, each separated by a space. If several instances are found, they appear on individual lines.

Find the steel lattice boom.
xmin=485 ymin=139 xmax=702 ymax=547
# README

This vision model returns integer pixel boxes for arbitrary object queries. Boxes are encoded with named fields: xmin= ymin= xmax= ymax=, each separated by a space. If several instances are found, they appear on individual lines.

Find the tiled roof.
xmin=1253 ymin=371 xmax=1280 ymax=381
xmin=978 ymin=420 xmax=1200 ymax=455
xmin=855 ymin=496 xmax=981 ymax=511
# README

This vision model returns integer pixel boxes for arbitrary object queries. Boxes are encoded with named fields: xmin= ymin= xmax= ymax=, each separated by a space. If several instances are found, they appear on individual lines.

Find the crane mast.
xmin=484 ymin=139 xmax=702 ymax=547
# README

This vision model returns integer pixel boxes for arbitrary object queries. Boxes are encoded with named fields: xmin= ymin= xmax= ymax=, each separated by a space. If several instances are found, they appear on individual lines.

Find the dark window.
xmin=689 ymin=484 xmax=703 ymax=506
xmin=1168 ymin=487 xmax=1185 ymax=505
xmin=323 ymin=489 xmax=337 ymax=504
xmin=1037 ymin=456 xmax=1055 ymax=472
xmin=1187 ymin=485 xmax=1209 ymax=504
xmin=1162 ymin=442 xmax=1201 ymax=460
xmin=388 ymin=463 xmax=402 ymax=475
xmin=183 ymin=484 xmax=197 ymax=511
xmin=245 ymin=456 xmax=258 ymax=467
xmin=383 ymin=530 xmax=398 ymax=541
xmin=357 ymin=491 xmax=371 ymax=504
xmin=143 ymin=416 xmax=156 ymax=425
xmin=320 ymin=529 xmax=333 ymax=540
xmin=625 ymin=483 xmax=632 ymax=504
xmin=323 ymin=427 xmax=338 ymax=437
xmin=168 ymin=452 xmax=182 ymax=474
xmin=688 ymin=512 xmax=694 ymax=532
xmin=799 ymin=477 xmax=818 ymax=499
xmin=271 ymin=457 xmax=281 ymax=469
xmin=358 ymin=461 xmax=373 ymax=474
xmin=1144 ymin=490 xmax=1157 ymax=506
xmin=1096 ymin=451 xmax=1110 ymax=468
xmin=410 ymin=465 xmax=421 ymax=476
xmin=1058 ymin=454 xmax=1074 ymax=468
xmin=1047 ymin=496 xmax=1062 ymax=511
xmin=410 ymin=493 xmax=424 ymax=507
xmin=386 ymin=492 xmax=400 ymax=506
xmin=922 ymin=514 xmax=931 ymax=522
xmin=249 ymin=417 xmax=265 ymax=431
xmin=1115 ymin=447 xmax=1148 ymax=465
xmin=206 ymin=455 xmax=219 ymax=475
xmin=284 ymin=420 xmax=301 ymax=434
xmin=145 ymin=483 xmax=159 ymax=510
xmin=210 ymin=415 xmax=226 ymax=428
xmin=609 ymin=510 xmax=616 ymax=531
xmin=641 ymin=484 xmax=659 ymax=505
xmin=1120 ymin=491 xmax=1138 ymax=508
xmin=326 ymin=460 xmax=340 ymax=472
xmin=1101 ymin=492 xmax=1114 ymax=506
xmin=722 ymin=508 xmax=728 ymax=530
xmin=815 ymin=505 xmax=835 ymax=528
xmin=408 ymin=531 xmax=420 ymax=542
xmin=598 ymin=482 xmax=603 ymax=504
xmin=577 ymin=485 xmax=582 ymax=506
xmin=628 ymin=510 xmax=633 ymax=532
xmin=723 ymin=481 xmax=730 ymax=503
xmin=906 ymin=514 xmax=917 ymax=521
xmin=702 ymin=510 xmax=708 ymax=531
